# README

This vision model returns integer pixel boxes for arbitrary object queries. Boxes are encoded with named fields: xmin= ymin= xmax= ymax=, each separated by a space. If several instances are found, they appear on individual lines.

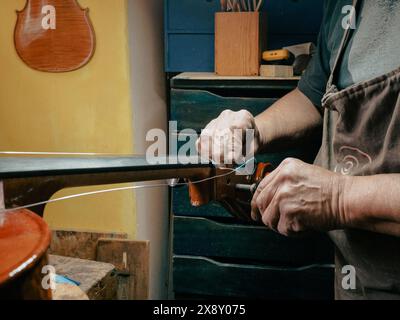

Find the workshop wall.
xmin=0 ymin=0 xmax=137 ymax=237
xmin=128 ymin=0 xmax=168 ymax=299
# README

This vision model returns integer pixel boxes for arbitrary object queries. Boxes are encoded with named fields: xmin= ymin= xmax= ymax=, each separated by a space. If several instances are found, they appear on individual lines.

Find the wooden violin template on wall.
xmin=14 ymin=0 xmax=96 ymax=72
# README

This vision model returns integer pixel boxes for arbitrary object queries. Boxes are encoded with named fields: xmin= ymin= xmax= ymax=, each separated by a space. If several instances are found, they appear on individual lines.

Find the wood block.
xmin=97 ymin=239 xmax=150 ymax=300
xmin=215 ymin=12 xmax=267 ymax=76
xmin=260 ymin=65 xmax=294 ymax=78
xmin=53 ymin=284 xmax=89 ymax=301
xmin=49 ymin=255 xmax=117 ymax=300
xmin=49 ymin=230 xmax=128 ymax=260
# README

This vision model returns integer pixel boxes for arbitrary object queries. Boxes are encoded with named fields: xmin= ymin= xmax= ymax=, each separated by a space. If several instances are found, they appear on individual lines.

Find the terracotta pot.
xmin=0 ymin=209 xmax=52 ymax=300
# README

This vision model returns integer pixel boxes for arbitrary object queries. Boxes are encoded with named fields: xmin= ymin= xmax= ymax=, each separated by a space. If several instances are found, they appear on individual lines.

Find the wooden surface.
xmin=0 ymin=156 xmax=212 ymax=179
xmin=215 ymin=12 xmax=266 ymax=76
xmin=97 ymin=239 xmax=150 ymax=300
xmin=174 ymin=72 xmax=300 ymax=81
xmin=260 ymin=65 xmax=294 ymax=78
xmin=52 ymin=283 xmax=89 ymax=300
xmin=14 ymin=0 xmax=95 ymax=72
xmin=49 ymin=230 xmax=128 ymax=260
xmin=49 ymin=231 xmax=150 ymax=300
xmin=1 ymin=157 xmax=213 ymax=216
xmin=49 ymin=255 xmax=117 ymax=300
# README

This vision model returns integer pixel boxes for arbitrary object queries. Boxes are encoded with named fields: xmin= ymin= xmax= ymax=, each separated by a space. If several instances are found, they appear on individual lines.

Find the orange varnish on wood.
xmin=14 ymin=0 xmax=95 ymax=72
xmin=0 ymin=209 xmax=51 ymax=286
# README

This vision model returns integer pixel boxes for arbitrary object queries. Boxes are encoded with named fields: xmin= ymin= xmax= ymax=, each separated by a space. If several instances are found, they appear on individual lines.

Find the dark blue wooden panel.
xmin=174 ymin=216 xmax=334 ymax=264
xmin=173 ymin=256 xmax=334 ymax=299
xmin=167 ymin=34 xmax=215 ymax=72
xmin=165 ymin=0 xmax=324 ymax=71
xmin=170 ymin=89 xmax=277 ymax=132
xmin=166 ymin=0 xmax=323 ymax=34
xmin=167 ymin=0 xmax=219 ymax=32
xmin=268 ymin=33 xmax=322 ymax=50
xmin=265 ymin=0 xmax=324 ymax=35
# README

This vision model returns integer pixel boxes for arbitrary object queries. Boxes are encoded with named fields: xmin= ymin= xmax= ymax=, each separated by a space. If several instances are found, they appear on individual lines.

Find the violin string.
xmin=0 ymin=151 xmax=134 ymax=156
xmin=0 ymin=158 xmax=255 ymax=215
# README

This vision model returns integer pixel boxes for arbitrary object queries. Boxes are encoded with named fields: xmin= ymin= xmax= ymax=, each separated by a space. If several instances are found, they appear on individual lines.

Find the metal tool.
xmin=235 ymin=183 xmax=258 ymax=194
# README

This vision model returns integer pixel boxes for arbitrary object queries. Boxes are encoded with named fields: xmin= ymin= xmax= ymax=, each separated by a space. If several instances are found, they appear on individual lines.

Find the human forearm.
xmin=251 ymin=159 xmax=400 ymax=238
xmin=197 ymin=89 xmax=323 ymax=164
xmin=255 ymin=88 xmax=322 ymax=151
xmin=342 ymin=174 xmax=400 ymax=237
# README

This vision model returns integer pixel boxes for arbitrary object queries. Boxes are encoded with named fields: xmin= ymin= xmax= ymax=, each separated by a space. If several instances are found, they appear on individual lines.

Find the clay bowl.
xmin=0 ymin=209 xmax=51 ymax=299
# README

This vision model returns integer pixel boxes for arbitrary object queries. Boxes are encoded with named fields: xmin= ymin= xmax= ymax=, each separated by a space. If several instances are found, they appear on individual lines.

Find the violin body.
xmin=14 ymin=0 xmax=95 ymax=72
xmin=0 ymin=210 xmax=52 ymax=300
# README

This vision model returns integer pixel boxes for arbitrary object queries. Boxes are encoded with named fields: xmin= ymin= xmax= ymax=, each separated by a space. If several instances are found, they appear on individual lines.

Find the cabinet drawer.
xmin=173 ymin=216 xmax=333 ymax=265
xmin=173 ymin=256 xmax=334 ymax=300
xmin=170 ymin=89 xmax=277 ymax=132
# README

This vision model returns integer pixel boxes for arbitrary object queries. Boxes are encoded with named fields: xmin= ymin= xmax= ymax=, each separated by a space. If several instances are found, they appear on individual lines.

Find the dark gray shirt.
xmin=299 ymin=0 xmax=400 ymax=106
xmin=298 ymin=0 xmax=400 ymax=300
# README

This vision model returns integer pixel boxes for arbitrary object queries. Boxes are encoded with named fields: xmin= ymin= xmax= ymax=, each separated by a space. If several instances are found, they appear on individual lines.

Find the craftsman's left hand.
xmin=251 ymin=158 xmax=346 ymax=236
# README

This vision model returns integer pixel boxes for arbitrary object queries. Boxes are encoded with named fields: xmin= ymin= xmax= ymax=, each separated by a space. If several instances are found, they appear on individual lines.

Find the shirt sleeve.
xmin=298 ymin=1 xmax=332 ymax=108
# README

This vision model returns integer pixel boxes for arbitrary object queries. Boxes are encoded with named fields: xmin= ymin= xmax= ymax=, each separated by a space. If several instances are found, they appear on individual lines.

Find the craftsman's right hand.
xmin=196 ymin=110 xmax=261 ymax=165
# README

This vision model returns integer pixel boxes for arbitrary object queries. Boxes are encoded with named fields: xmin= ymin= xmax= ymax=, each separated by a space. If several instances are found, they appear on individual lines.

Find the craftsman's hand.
xmin=251 ymin=158 xmax=347 ymax=236
xmin=196 ymin=110 xmax=262 ymax=164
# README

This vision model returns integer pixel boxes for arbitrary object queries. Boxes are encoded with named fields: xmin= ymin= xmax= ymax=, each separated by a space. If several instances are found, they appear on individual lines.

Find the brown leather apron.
xmin=316 ymin=0 xmax=400 ymax=300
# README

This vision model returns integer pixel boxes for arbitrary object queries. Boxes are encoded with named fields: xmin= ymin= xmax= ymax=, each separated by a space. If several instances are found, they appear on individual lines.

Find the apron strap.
xmin=325 ymin=0 xmax=360 ymax=92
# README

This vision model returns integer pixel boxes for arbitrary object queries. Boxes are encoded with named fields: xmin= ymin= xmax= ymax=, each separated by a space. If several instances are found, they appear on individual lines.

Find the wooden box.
xmin=215 ymin=12 xmax=267 ymax=76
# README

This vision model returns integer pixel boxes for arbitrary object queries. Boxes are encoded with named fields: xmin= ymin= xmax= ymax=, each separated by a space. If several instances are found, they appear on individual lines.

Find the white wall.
xmin=127 ymin=0 xmax=169 ymax=299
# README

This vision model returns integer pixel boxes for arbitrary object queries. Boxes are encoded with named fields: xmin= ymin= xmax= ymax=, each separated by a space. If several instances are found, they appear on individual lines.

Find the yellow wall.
xmin=0 ymin=0 xmax=136 ymax=237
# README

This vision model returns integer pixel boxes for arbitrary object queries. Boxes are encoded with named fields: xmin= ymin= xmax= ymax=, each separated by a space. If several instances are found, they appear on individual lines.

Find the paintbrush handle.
xmin=236 ymin=0 xmax=242 ymax=12
xmin=227 ymin=0 xmax=233 ymax=11
xmin=256 ymin=0 xmax=263 ymax=12
xmin=220 ymin=0 xmax=227 ymax=11
xmin=241 ymin=0 xmax=247 ymax=11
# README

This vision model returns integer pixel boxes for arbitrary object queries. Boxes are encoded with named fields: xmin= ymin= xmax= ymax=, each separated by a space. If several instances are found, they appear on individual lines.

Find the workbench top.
xmin=49 ymin=255 xmax=117 ymax=300
xmin=174 ymin=72 xmax=301 ymax=81
xmin=171 ymin=72 xmax=300 ymax=91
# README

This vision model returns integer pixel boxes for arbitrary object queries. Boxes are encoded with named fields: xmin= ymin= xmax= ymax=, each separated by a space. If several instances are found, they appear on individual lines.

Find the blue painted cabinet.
xmin=169 ymin=74 xmax=334 ymax=299
xmin=165 ymin=0 xmax=324 ymax=72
